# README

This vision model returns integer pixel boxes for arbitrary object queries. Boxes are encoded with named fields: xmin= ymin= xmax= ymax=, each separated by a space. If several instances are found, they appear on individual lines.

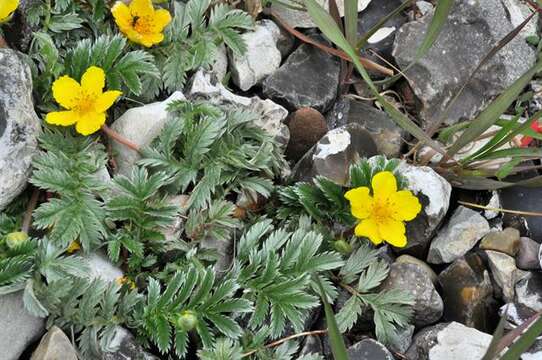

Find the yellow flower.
xmin=66 ymin=241 xmax=81 ymax=253
xmin=345 ymin=171 xmax=421 ymax=248
xmin=116 ymin=276 xmax=137 ymax=289
xmin=46 ymin=66 xmax=122 ymax=136
xmin=111 ymin=0 xmax=171 ymax=48
xmin=0 ymin=0 xmax=18 ymax=23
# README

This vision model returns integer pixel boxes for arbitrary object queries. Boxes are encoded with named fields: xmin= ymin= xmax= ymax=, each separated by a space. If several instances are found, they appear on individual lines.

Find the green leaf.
xmin=23 ymin=280 xmax=49 ymax=317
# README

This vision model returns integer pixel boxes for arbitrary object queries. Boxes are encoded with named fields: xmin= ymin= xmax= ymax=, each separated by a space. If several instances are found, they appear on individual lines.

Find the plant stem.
xmin=101 ymin=124 xmax=140 ymax=152
xmin=240 ymin=329 xmax=328 ymax=357
xmin=458 ymin=200 xmax=542 ymax=217
xmin=21 ymin=189 xmax=40 ymax=234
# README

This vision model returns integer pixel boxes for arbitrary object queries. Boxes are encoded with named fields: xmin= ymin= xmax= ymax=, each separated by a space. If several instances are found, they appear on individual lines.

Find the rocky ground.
xmin=2 ymin=0 xmax=542 ymax=359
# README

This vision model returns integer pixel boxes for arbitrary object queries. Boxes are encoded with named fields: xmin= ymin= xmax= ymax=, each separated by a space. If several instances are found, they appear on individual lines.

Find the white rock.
xmin=85 ymin=252 xmax=123 ymax=283
xmin=515 ymin=272 xmax=542 ymax=311
xmin=110 ymin=91 xmax=186 ymax=176
xmin=260 ymin=19 xmax=295 ymax=57
xmin=416 ymin=1 xmax=433 ymax=15
xmin=31 ymin=326 xmax=77 ymax=360
xmin=228 ymin=20 xmax=282 ymax=91
xmin=0 ymin=291 xmax=45 ymax=360
xmin=484 ymin=191 xmax=500 ymax=219
xmin=428 ymin=322 xmax=491 ymax=360
xmin=210 ymin=44 xmax=228 ymax=82
xmin=501 ymin=0 xmax=539 ymax=38
xmin=188 ymin=70 xmax=289 ymax=146
xmin=427 ymin=206 xmax=490 ymax=264
xmin=368 ymin=27 xmax=396 ymax=44
xmin=486 ymin=250 xmax=528 ymax=302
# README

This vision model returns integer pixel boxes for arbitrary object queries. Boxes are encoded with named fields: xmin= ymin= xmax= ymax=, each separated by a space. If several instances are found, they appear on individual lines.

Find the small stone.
xmin=347 ymin=338 xmax=394 ymax=360
xmin=286 ymin=107 xmax=328 ymax=162
xmin=405 ymin=322 xmax=448 ymax=360
xmin=499 ymin=185 xmax=542 ymax=240
xmin=499 ymin=302 xmax=537 ymax=330
xmin=111 ymin=91 xmax=186 ymax=176
xmin=416 ymin=1 xmax=433 ymax=16
xmin=515 ymin=272 xmax=542 ymax=311
xmin=396 ymin=254 xmax=437 ymax=284
xmin=427 ymin=322 xmax=492 ymax=360
xmin=103 ymin=327 xmax=159 ymax=360
xmin=388 ymin=324 xmax=415 ymax=354
xmin=485 ymin=250 xmax=528 ymax=302
xmin=380 ymin=262 xmax=443 ymax=327
xmin=479 ymin=227 xmax=520 ymax=256
xmin=395 ymin=162 xmax=452 ymax=258
xmin=516 ymin=237 xmax=541 ymax=270
xmin=326 ymin=97 xmax=407 ymax=157
xmin=0 ymin=49 xmax=41 ymax=211
xmin=299 ymin=335 xmax=324 ymax=358
xmin=228 ymin=20 xmax=282 ymax=91
xmin=0 ymin=291 xmax=45 ymax=360
xmin=210 ymin=44 xmax=228 ymax=82
xmin=85 ymin=251 xmax=123 ymax=283
xmin=292 ymin=123 xmax=378 ymax=185
xmin=438 ymin=254 xmax=497 ymax=332
xmin=262 ymin=38 xmax=340 ymax=112
xmin=427 ymin=206 xmax=490 ymax=264
xmin=31 ymin=326 xmax=77 ymax=360
xmin=484 ymin=191 xmax=501 ymax=220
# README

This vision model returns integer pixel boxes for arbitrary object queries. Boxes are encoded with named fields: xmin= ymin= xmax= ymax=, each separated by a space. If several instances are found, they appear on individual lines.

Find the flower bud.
xmin=333 ymin=239 xmax=352 ymax=255
xmin=5 ymin=231 xmax=28 ymax=249
xmin=175 ymin=310 xmax=198 ymax=331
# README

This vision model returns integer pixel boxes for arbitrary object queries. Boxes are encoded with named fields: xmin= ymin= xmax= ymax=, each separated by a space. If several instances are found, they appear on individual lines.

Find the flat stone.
xmin=347 ymin=338 xmax=394 ymax=360
xmin=438 ymin=254 xmax=497 ymax=332
xmin=0 ymin=49 xmax=41 ymax=211
xmin=31 ymin=326 xmax=77 ymax=360
xmin=380 ymin=262 xmax=443 ymax=327
xmin=392 ymin=0 xmax=536 ymax=127
xmin=516 ymin=237 xmax=541 ymax=270
xmin=0 ymin=291 xmax=45 ymax=360
xmin=292 ymin=123 xmax=378 ymax=185
xmin=480 ymin=227 xmax=521 ymax=256
xmin=286 ymin=107 xmax=328 ymax=162
xmin=396 ymin=254 xmax=437 ymax=284
xmin=103 ymin=326 xmax=159 ymax=360
xmin=228 ymin=20 xmax=282 ymax=91
xmin=427 ymin=206 xmax=490 ymax=264
xmin=326 ymin=97 xmax=406 ymax=157
xmin=405 ymin=323 xmax=448 ymax=360
xmin=110 ymin=91 xmax=186 ymax=176
xmin=262 ymin=38 xmax=340 ymax=112
xmin=485 ymin=250 xmax=528 ymax=302
xmin=515 ymin=272 xmax=542 ymax=311
xmin=388 ymin=324 xmax=415 ymax=354
xmin=427 ymin=322 xmax=492 ymax=360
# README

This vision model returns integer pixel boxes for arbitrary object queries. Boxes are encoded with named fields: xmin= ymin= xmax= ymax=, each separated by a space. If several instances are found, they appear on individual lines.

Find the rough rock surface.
xmin=228 ymin=20 xmax=282 ymax=91
xmin=0 ymin=291 xmax=45 ymax=360
xmin=427 ymin=206 xmax=490 ymax=264
xmin=262 ymin=39 xmax=340 ymax=112
xmin=327 ymin=97 xmax=406 ymax=157
xmin=515 ymin=272 xmax=542 ymax=312
xmin=103 ymin=327 xmax=159 ymax=360
xmin=31 ymin=326 xmax=77 ymax=360
xmin=499 ymin=185 xmax=542 ymax=241
xmin=0 ymin=49 xmax=41 ymax=211
xmin=393 ymin=0 xmax=536 ymax=127
xmin=395 ymin=254 xmax=437 ymax=284
xmin=380 ymin=262 xmax=443 ymax=327
xmin=516 ymin=237 xmax=541 ymax=270
xmin=485 ymin=250 xmax=527 ymax=302
xmin=210 ymin=44 xmax=228 ymax=82
xmin=292 ymin=123 xmax=378 ymax=185
xmin=110 ymin=91 xmax=186 ymax=176
xmin=480 ymin=227 xmax=521 ymax=256
xmin=347 ymin=338 xmax=394 ymax=360
xmin=427 ymin=322 xmax=492 ymax=360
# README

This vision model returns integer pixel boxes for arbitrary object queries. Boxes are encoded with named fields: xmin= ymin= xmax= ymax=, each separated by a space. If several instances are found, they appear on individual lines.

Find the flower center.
xmin=133 ymin=15 xmax=154 ymax=34
xmin=371 ymin=197 xmax=392 ymax=224
xmin=74 ymin=91 xmax=96 ymax=113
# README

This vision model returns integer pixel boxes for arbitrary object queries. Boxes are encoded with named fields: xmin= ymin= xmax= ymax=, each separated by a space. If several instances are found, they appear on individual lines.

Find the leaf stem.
xmin=458 ymin=200 xmax=542 ymax=217
xmin=21 ymin=188 xmax=40 ymax=234
xmin=101 ymin=124 xmax=140 ymax=152
xmin=240 ymin=329 xmax=328 ymax=357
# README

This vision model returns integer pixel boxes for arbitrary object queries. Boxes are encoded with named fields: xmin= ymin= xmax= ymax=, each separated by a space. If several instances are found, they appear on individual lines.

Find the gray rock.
xmin=262 ymin=39 xmax=340 ymax=112
xmin=501 ymin=0 xmax=539 ymax=39
xmin=103 ymin=326 xmax=158 ymax=360
xmin=3 ymin=0 xmax=39 ymax=51
xmin=395 ymin=162 xmax=451 ymax=258
xmin=516 ymin=237 xmax=541 ymax=270
xmin=485 ymin=250 xmax=528 ymax=302
xmin=499 ymin=185 xmax=542 ymax=241
xmin=427 ymin=206 xmax=490 ymax=264
xmin=438 ymin=254 xmax=497 ymax=332
xmin=499 ymin=302 xmax=537 ymax=330
xmin=395 ymin=255 xmax=437 ymax=284
xmin=515 ymin=272 xmax=542 ymax=311
xmin=189 ymin=70 xmax=290 ymax=147
xmin=427 ymin=322 xmax=492 ymax=360
xmin=347 ymin=338 xmax=394 ymax=360
xmin=380 ymin=262 xmax=443 ymax=327
xmin=416 ymin=1 xmax=433 ymax=16
xmin=326 ymin=97 xmax=407 ymax=157
xmin=298 ymin=335 xmax=324 ymax=358
xmin=210 ymin=44 xmax=228 ymax=82
xmin=228 ymin=20 xmax=282 ymax=91
xmin=0 ymin=49 xmax=41 ymax=211
xmin=405 ymin=323 xmax=448 ymax=360
xmin=31 ymin=326 xmax=77 ymax=360
xmin=292 ymin=123 xmax=378 ymax=186
xmin=0 ymin=291 xmax=45 ymax=360
xmin=480 ymin=227 xmax=520 ymax=256
xmin=85 ymin=251 xmax=123 ymax=283
xmin=393 ymin=0 xmax=536 ymax=127
xmin=110 ymin=91 xmax=186 ymax=176
xmin=261 ymin=19 xmax=295 ymax=58
xmin=388 ymin=324 xmax=415 ymax=354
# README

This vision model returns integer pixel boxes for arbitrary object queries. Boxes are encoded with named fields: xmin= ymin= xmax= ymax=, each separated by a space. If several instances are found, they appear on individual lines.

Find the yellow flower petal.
xmin=151 ymin=8 xmax=172 ymax=32
xmin=81 ymin=66 xmax=105 ymax=97
xmin=129 ymin=0 xmax=154 ymax=17
xmin=355 ymin=218 xmax=383 ymax=245
xmin=391 ymin=190 xmax=422 ymax=221
xmin=344 ymin=186 xmax=373 ymax=220
xmin=0 ymin=0 xmax=18 ymax=23
xmin=378 ymin=218 xmax=407 ymax=248
xmin=95 ymin=90 xmax=122 ymax=112
xmin=111 ymin=1 xmax=133 ymax=31
xmin=140 ymin=33 xmax=165 ymax=47
xmin=51 ymin=76 xmax=82 ymax=109
xmin=45 ymin=111 xmax=78 ymax=126
xmin=371 ymin=171 xmax=397 ymax=200
xmin=75 ymin=112 xmax=106 ymax=135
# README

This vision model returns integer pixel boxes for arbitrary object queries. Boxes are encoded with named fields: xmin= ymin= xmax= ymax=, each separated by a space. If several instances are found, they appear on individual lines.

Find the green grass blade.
xmin=344 ymin=0 xmax=357 ymax=47
xmin=481 ymin=306 xmax=509 ymax=360
xmin=477 ymin=147 xmax=542 ymax=161
xmin=447 ymin=60 xmax=542 ymax=157
xmin=500 ymin=314 xmax=542 ymax=360
xmin=304 ymin=0 xmax=447 ymax=156
xmin=314 ymin=275 xmax=348 ymax=360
